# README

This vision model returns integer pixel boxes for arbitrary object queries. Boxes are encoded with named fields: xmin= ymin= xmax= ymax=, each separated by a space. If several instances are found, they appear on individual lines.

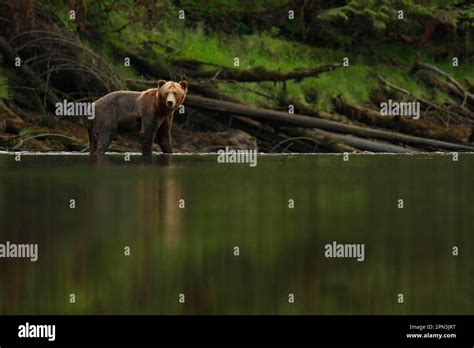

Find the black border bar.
xmin=0 ymin=315 xmax=473 ymax=345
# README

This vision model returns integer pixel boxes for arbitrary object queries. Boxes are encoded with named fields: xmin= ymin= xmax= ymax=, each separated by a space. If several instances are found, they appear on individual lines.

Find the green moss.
xmin=40 ymin=1 xmax=474 ymax=114
xmin=0 ymin=75 xmax=9 ymax=100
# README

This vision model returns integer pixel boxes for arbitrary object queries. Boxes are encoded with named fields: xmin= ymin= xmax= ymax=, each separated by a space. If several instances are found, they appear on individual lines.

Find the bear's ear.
xmin=158 ymin=80 xmax=167 ymax=88
xmin=179 ymin=81 xmax=188 ymax=91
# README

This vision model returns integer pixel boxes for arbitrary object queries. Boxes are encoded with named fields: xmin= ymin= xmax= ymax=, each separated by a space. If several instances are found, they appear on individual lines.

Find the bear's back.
xmin=94 ymin=91 xmax=144 ymax=121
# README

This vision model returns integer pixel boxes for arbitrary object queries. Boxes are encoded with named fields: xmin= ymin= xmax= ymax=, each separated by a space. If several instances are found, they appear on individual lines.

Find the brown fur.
xmin=88 ymin=80 xmax=187 ymax=156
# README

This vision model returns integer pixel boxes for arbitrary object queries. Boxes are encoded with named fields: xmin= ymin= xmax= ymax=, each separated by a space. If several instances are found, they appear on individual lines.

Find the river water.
xmin=0 ymin=153 xmax=472 ymax=314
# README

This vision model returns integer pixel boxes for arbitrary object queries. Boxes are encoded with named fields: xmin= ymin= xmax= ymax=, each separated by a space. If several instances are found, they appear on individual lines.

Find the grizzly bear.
xmin=88 ymin=80 xmax=188 ymax=156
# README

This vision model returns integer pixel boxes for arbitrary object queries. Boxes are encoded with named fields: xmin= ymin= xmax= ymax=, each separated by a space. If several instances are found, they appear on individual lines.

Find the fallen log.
xmin=334 ymin=95 xmax=472 ymax=142
xmin=228 ymin=116 xmax=318 ymax=152
xmin=115 ymin=48 xmax=172 ymax=80
xmin=185 ymin=94 xmax=474 ymax=152
xmin=121 ymin=43 xmax=341 ymax=83
xmin=283 ymin=127 xmax=418 ymax=153
xmin=126 ymin=77 xmax=240 ymax=102
xmin=189 ymin=63 xmax=342 ymax=82
xmin=283 ymin=99 xmax=354 ymax=125
xmin=282 ymin=128 xmax=358 ymax=153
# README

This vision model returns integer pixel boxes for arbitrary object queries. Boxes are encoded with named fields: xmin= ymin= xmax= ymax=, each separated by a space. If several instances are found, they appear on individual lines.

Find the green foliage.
xmin=0 ymin=75 xmax=9 ymax=100
xmin=20 ymin=1 xmax=474 ymax=114
xmin=458 ymin=3 xmax=474 ymax=29
xmin=313 ymin=0 xmax=473 ymax=49
xmin=176 ymin=0 xmax=289 ymax=13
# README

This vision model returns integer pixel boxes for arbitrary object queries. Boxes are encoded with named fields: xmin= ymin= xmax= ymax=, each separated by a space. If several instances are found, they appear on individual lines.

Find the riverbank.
xmin=1 ymin=1 xmax=473 ymax=153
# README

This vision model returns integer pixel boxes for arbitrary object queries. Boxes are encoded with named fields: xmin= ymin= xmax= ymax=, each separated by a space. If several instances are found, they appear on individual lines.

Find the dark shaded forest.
xmin=0 ymin=0 xmax=473 ymax=153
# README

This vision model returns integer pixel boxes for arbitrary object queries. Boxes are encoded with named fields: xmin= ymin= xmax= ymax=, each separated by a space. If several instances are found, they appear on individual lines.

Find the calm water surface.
xmin=0 ymin=153 xmax=472 ymax=314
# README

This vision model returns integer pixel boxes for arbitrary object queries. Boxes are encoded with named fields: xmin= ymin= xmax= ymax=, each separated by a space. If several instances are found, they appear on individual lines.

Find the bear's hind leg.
xmin=95 ymin=128 xmax=116 ymax=155
xmin=88 ymin=127 xmax=97 ymax=155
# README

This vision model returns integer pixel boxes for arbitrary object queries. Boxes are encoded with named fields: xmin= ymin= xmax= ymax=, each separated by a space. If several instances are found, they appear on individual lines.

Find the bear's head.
xmin=157 ymin=80 xmax=188 ymax=110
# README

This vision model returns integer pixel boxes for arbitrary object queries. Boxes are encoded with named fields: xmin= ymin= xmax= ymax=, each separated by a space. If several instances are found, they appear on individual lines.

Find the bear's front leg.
xmin=157 ymin=117 xmax=173 ymax=154
xmin=140 ymin=129 xmax=158 ymax=156
xmin=140 ymin=113 xmax=162 ymax=156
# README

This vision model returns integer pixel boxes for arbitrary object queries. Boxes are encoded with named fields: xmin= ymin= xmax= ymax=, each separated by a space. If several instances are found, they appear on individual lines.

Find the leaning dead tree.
xmin=4 ymin=30 xmax=125 ymax=108
xmin=413 ymin=71 xmax=474 ymax=111
xmin=0 ymin=35 xmax=60 ymax=107
xmin=411 ymin=62 xmax=474 ymax=107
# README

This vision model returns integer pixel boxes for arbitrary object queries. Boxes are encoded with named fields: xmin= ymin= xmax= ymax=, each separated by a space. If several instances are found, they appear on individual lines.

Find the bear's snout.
xmin=166 ymin=94 xmax=176 ymax=109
